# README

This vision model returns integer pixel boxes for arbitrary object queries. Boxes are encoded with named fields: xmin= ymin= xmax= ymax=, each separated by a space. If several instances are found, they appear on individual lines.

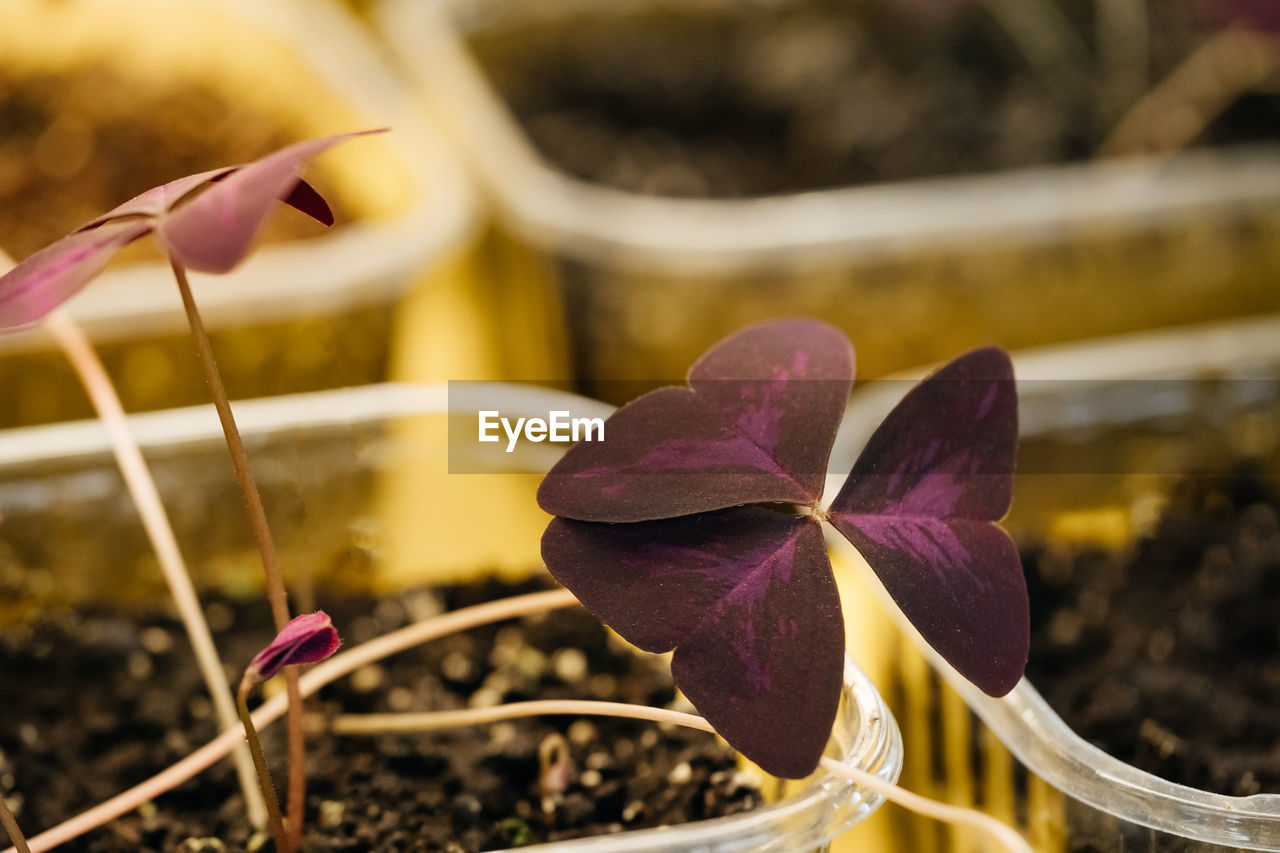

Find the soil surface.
xmin=0 ymin=578 xmax=758 ymax=852
xmin=1023 ymin=460 xmax=1280 ymax=796
xmin=469 ymin=0 xmax=1280 ymax=197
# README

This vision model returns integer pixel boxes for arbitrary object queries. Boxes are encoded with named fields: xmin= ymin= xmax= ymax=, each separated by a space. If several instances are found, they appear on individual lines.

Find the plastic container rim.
xmin=378 ymin=0 xmax=1280 ymax=273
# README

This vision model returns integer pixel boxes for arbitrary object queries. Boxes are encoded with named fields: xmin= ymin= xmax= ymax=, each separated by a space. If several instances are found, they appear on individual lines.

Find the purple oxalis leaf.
xmin=538 ymin=319 xmax=853 ymax=522
xmin=542 ymin=508 xmax=843 ymax=778
xmin=538 ymin=320 xmax=1026 ymax=779
xmin=828 ymin=347 xmax=1026 ymax=696
xmin=247 ymin=610 xmax=341 ymax=684
xmin=0 ymin=129 xmax=385 ymax=333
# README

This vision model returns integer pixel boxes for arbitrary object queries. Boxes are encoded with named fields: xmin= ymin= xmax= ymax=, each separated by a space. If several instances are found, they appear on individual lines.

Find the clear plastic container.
xmin=376 ymin=0 xmax=1280 ymax=396
xmin=830 ymin=313 xmax=1280 ymax=852
xmin=0 ymin=382 xmax=902 ymax=852
xmin=0 ymin=0 xmax=478 ymax=426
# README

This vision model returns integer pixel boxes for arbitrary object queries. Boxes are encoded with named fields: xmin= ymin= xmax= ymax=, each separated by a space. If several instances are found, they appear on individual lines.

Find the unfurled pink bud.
xmin=246 ymin=611 xmax=341 ymax=684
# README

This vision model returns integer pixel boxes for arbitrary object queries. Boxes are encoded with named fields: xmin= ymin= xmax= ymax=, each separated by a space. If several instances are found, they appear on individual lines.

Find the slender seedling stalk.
xmin=1100 ymin=24 xmax=1280 ymax=157
xmin=819 ymin=753 xmax=1032 ymax=853
xmin=236 ymin=677 xmax=287 ymax=853
xmin=42 ymin=309 xmax=268 ymax=829
xmin=168 ymin=257 xmax=308 ymax=850
xmin=167 ymin=260 xmax=290 ymax=651
xmin=0 ymin=796 xmax=30 ymax=853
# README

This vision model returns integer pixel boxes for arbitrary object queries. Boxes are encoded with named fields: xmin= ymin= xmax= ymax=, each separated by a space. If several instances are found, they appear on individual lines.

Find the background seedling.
xmin=237 ymin=612 xmax=342 ymax=853
xmin=0 ymin=129 xmax=383 ymax=848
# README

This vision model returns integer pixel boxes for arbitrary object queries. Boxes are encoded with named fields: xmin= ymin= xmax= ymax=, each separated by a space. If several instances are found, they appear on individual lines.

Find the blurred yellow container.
xmin=0 ymin=0 xmax=479 ymax=426
xmin=834 ymin=313 xmax=1280 ymax=852
xmin=376 ymin=0 xmax=1280 ymax=397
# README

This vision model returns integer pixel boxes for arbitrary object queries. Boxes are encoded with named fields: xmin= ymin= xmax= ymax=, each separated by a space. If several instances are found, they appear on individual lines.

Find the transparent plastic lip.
xmin=832 ymin=312 xmax=1280 ymax=850
xmin=0 ymin=0 xmax=477 ymax=350
xmin=0 ymin=381 xmax=903 ymax=852
xmin=511 ymin=658 xmax=902 ymax=853
xmin=377 ymin=0 xmax=1280 ymax=272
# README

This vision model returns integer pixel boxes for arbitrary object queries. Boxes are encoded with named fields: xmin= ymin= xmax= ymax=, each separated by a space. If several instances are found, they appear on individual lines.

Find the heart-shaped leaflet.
xmin=828 ymin=347 xmax=1026 ymax=696
xmin=538 ymin=318 xmax=854 ymax=522
xmin=542 ymin=507 xmax=843 ymax=780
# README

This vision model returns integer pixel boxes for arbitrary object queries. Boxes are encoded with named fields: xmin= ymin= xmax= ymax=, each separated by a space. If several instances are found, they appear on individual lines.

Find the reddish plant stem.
xmin=0 ymin=797 xmax=30 ymax=853
xmin=236 ymin=681 xmax=287 ymax=853
xmin=166 ymin=263 xmax=291 ymax=656
xmin=283 ymin=685 xmax=305 ymax=852
xmin=169 ymin=258 xmax=306 ymax=850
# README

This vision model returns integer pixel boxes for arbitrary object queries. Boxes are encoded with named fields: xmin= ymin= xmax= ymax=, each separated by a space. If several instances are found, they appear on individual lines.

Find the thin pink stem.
xmin=169 ymin=258 xmax=305 ymax=848
xmin=329 ymin=701 xmax=714 ymax=736
xmin=818 ymin=757 xmax=1032 ymax=853
xmin=236 ymin=682 xmax=286 ymax=853
xmin=168 ymin=261 xmax=289 ymax=629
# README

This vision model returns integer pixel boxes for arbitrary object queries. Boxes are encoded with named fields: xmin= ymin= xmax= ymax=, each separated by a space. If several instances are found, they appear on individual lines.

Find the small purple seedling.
xmin=0 ymin=129 xmax=383 ymax=850
xmin=238 ymin=612 xmax=342 ymax=853
xmin=539 ymin=319 xmax=1027 ymax=779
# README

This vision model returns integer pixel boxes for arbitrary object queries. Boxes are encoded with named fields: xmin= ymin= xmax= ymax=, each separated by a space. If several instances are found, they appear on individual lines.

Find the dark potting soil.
xmin=468 ymin=0 xmax=1280 ymax=197
xmin=1023 ymin=460 xmax=1280 ymax=797
xmin=0 ymin=577 xmax=759 ymax=852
